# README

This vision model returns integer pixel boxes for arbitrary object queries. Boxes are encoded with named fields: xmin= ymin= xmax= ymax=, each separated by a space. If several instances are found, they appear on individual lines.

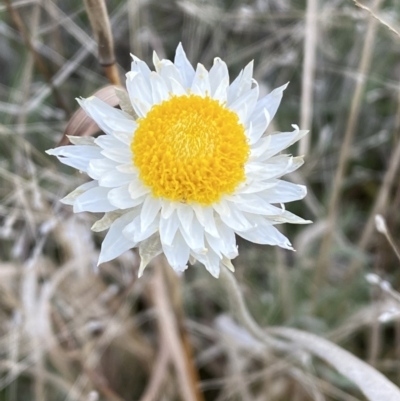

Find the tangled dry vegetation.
xmin=1 ymin=0 xmax=400 ymax=400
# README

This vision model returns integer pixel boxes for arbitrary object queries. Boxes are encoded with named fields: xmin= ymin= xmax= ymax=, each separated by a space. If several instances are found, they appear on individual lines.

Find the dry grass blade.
xmin=83 ymin=0 xmax=121 ymax=85
xmin=314 ymin=0 xmax=383 ymax=293
xmin=299 ymin=0 xmax=318 ymax=155
xmin=57 ymin=86 xmax=120 ymax=147
xmin=348 ymin=99 xmax=400 ymax=276
xmin=353 ymin=0 xmax=400 ymax=38
xmin=269 ymin=327 xmax=400 ymax=401
xmin=151 ymin=263 xmax=199 ymax=401
xmin=4 ymin=0 xmax=69 ymax=114
xmin=138 ymin=342 xmax=170 ymax=401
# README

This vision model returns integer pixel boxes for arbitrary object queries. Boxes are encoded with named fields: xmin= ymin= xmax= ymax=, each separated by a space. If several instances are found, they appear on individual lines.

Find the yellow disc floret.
xmin=131 ymin=94 xmax=249 ymax=205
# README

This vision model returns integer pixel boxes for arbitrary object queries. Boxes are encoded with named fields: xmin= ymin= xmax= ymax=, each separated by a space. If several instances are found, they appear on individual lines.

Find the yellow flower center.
xmin=131 ymin=94 xmax=249 ymax=205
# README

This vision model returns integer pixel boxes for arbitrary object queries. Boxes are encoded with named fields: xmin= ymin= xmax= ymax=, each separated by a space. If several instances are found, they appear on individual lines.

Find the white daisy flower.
xmin=47 ymin=43 xmax=311 ymax=278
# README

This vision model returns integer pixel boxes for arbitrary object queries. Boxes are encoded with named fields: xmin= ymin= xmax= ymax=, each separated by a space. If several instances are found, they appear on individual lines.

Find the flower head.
xmin=47 ymin=44 xmax=310 ymax=277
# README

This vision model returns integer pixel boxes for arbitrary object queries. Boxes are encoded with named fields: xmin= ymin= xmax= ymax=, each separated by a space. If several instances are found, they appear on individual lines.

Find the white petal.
xmin=195 ymin=248 xmax=221 ymax=278
xmin=236 ymin=179 xmax=277 ymax=195
xmin=209 ymin=57 xmax=229 ymax=97
xmin=227 ymin=69 xmax=243 ymax=104
xmin=140 ymin=196 xmax=161 ymax=231
xmin=161 ymin=200 xmax=178 ymax=219
xmin=131 ymin=55 xmax=151 ymax=78
xmin=46 ymin=145 xmax=102 ymax=172
xmin=99 ymin=170 xmax=136 ymax=188
xmin=98 ymin=211 xmax=139 ymax=265
xmin=191 ymin=63 xmax=211 ymax=97
xmin=77 ymin=96 xmax=134 ymax=136
xmin=192 ymin=205 xmax=219 ymax=237
xmin=157 ymin=60 xmax=186 ymax=90
xmin=126 ymin=71 xmax=152 ymax=117
xmin=162 ymin=231 xmax=190 ymax=272
xmin=87 ymin=158 xmax=119 ymax=180
xmin=249 ymin=135 xmax=271 ymax=160
xmin=101 ymin=147 xmax=132 ymax=164
xmin=216 ymin=222 xmax=238 ymax=259
xmin=113 ymin=130 xmax=135 ymax=145
xmin=216 ymin=202 xmax=253 ymax=232
xmin=227 ymin=60 xmax=253 ymax=104
xmin=61 ymin=181 xmax=98 ymax=205
xmin=153 ymin=50 xmax=162 ymax=72
xmin=251 ymin=82 xmax=288 ymax=127
xmin=150 ymin=72 xmax=170 ymax=104
xmin=247 ymin=109 xmax=271 ymax=144
xmin=259 ymin=127 xmax=308 ymax=161
xmin=213 ymin=199 xmax=230 ymax=217
xmin=229 ymin=86 xmax=259 ymax=124
xmin=95 ymin=135 xmax=125 ymax=150
xmin=108 ymin=184 xmax=145 ymax=209
xmin=116 ymin=163 xmax=137 ymax=174
xmin=285 ymin=156 xmax=304 ymax=174
xmin=204 ymin=232 xmax=222 ymax=257
xmin=170 ymin=78 xmax=188 ymax=97
xmin=129 ymin=179 xmax=151 ymax=199
xmin=74 ymin=186 xmax=117 ymax=213
xmin=177 ymin=203 xmax=194 ymax=227
xmin=174 ymin=43 xmax=195 ymax=89
xmin=212 ymin=78 xmax=229 ymax=104
xmin=123 ymin=213 xmax=159 ymax=242
xmin=229 ymin=194 xmax=309 ymax=224
xmin=179 ymin=214 xmax=205 ymax=252
xmin=237 ymin=217 xmax=293 ymax=250
xmin=159 ymin=211 xmax=180 ymax=246
xmin=103 ymin=116 xmax=137 ymax=134
xmin=245 ymin=157 xmax=293 ymax=181
xmin=261 ymin=180 xmax=307 ymax=203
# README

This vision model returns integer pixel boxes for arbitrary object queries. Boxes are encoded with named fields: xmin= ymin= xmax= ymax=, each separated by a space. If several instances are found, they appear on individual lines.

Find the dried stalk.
xmin=314 ymin=0 xmax=382 ymax=294
xmin=219 ymin=267 xmax=293 ymax=352
xmin=4 ymin=0 xmax=69 ymax=114
xmin=299 ymin=0 xmax=318 ymax=155
xmin=353 ymin=0 xmax=400 ymax=38
xmin=151 ymin=261 xmax=202 ymax=401
xmin=139 ymin=341 xmax=170 ymax=401
xmin=347 ymin=90 xmax=400 ymax=277
xmin=83 ymin=0 xmax=121 ymax=85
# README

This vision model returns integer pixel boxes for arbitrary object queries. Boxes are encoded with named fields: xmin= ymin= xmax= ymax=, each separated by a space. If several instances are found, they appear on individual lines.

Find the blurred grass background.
xmin=1 ymin=0 xmax=400 ymax=400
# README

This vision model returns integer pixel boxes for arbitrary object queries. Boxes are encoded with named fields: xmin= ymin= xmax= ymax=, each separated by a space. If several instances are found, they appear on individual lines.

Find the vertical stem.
xmin=368 ymin=287 xmax=382 ymax=367
xmin=151 ymin=260 xmax=204 ymax=401
xmin=347 ymin=89 xmax=400 ymax=278
xmin=4 ymin=0 xmax=69 ymax=114
xmin=313 ymin=0 xmax=382 ymax=296
xmin=83 ymin=0 xmax=121 ymax=85
xmin=219 ymin=267 xmax=289 ymax=352
xmin=276 ymin=248 xmax=293 ymax=320
xmin=299 ymin=0 xmax=318 ymax=155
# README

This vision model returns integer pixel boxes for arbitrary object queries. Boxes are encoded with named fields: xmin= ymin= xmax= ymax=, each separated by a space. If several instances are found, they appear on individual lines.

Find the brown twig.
xmin=5 ymin=0 xmax=69 ymax=114
xmin=83 ymin=0 xmax=121 ymax=85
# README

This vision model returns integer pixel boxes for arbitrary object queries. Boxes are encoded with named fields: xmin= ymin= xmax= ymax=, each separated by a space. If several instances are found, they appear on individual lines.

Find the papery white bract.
xmin=47 ymin=43 xmax=310 ymax=278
